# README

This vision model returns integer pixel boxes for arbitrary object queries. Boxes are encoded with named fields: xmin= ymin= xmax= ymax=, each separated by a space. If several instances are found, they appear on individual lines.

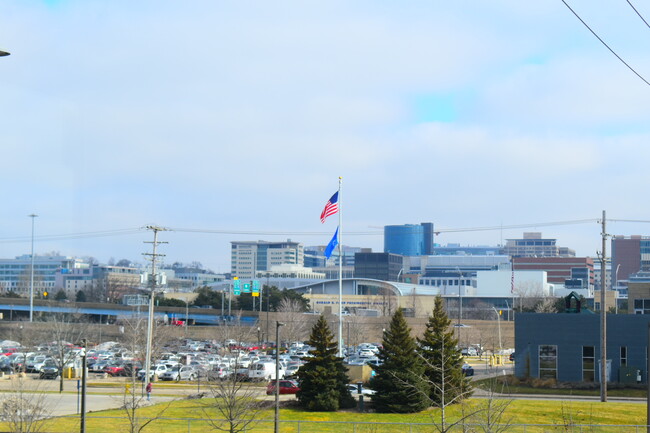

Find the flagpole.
xmin=338 ymin=176 xmax=344 ymax=358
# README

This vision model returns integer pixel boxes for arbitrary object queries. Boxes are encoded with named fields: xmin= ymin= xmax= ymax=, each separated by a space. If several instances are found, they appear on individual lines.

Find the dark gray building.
xmin=354 ymin=252 xmax=404 ymax=282
xmin=515 ymin=313 xmax=650 ymax=383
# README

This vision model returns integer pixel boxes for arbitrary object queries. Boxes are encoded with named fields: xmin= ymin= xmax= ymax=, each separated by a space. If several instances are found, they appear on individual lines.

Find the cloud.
xmin=0 ymin=0 xmax=649 ymax=266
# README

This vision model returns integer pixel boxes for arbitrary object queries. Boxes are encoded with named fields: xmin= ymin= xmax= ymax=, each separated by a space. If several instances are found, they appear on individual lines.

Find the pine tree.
xmin=370 ymin=308 xmax=430 ymax=413
xmin=417 ymin=296 xmax=472 ymax=408
xmin=296 ymin=315 xmax=355 ymax=411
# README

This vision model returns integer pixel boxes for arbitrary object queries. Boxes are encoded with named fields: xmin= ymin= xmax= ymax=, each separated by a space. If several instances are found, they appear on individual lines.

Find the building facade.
xmin=384 ymin=222 xmax=434 ymax=256
xmin=512 ymin=257 xmax=594 ymax=288
xmin=433 ymin=244 xmax=502 ymax=256
xmin=515 ymin=313 xmax=649 ymax=384
xmin=0 ymin=255 xmax=86 ymax=295
xmin=354 ymin=252 xmax=404 ymax=282
xmin=611 ymin=235 xmax=650 ymax=287
xmin=503 ymin=232 xmax=575 ymax=258
xmin=304 ymin=245 xmax=365 ymax=267
xmin=55 ymin=264 xmax=142 ymax=301
xmin=231 ymin=240 xmax=304 ymax=280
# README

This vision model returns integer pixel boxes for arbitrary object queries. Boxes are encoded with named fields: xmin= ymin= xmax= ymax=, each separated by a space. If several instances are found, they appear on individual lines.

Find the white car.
xmin=136 ymin=364 xmax=169 ymax=381
xmin=347 ymin=383 xmax=376 ymax=396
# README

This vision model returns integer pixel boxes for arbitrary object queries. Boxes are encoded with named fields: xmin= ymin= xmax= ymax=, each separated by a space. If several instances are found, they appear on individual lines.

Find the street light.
xmin=28 ymin=214 xmax=38 ymax=323
xmin=491 ymin=307 xmax=502 ymax=351
xmin=615 ymin=264 xmax=621 ymax=314
xmin=0 ymin=50 xmax=9 ymax=57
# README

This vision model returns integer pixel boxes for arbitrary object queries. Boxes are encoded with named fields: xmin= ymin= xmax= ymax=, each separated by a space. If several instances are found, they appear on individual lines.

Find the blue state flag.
xmin=324 ymin=227 xmax=339 ymax=259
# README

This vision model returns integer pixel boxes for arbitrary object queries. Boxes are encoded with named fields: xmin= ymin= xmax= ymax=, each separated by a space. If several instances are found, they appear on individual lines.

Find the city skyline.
xmin=2 ymin=1 xmax=650 ymax=272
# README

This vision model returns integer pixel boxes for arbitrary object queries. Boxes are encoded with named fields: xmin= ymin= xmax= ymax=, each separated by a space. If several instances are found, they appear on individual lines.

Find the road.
xmin=0 ymin=373 xmax=284 ymax=417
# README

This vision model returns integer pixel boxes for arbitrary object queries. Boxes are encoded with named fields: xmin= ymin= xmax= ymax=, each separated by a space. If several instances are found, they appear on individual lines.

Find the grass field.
xmin=474 ymin=376 xmax=648 ymax=399
xmin=13 ymin=395 xmax=647 ymax=433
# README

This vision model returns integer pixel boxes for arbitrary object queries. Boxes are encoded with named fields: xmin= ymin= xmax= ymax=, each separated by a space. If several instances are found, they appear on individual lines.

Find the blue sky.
xmin=1 ymin=1 xmax=650 ymax=272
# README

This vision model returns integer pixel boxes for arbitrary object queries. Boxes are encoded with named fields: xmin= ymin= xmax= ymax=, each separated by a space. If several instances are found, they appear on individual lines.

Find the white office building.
xmin=231 ymin=240 xmax=304 ymax=280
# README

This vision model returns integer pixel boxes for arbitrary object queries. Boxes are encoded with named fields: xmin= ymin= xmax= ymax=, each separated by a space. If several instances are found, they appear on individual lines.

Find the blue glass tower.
xmin=384 ymin=223 xmax=434 ymax=256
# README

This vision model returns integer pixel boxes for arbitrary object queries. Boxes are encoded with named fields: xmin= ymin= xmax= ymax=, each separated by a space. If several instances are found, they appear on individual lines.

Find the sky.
xmin=1 ymin=0 xmax=650 ymax=273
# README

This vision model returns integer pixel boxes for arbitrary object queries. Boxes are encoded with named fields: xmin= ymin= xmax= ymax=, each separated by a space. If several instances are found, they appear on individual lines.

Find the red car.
xmin=266 ymin=380 xmax=300 ymax=395
xmin=103 ymin=364 xmax=126 ymax=377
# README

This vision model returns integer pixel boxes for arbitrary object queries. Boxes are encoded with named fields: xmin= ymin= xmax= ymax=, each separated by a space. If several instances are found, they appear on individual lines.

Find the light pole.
xmin=615 ymin=264 xmax=621 ymax=314
xmin=79 ymin=339 xmax=87 ymax=433
xmin=274 ymin=321 xmax=285 ymax=433
xmin=28 ymin=214 xmax=37 ymax=322
xmin=492 ymin=307 xmax=502 ymax=351
xmin=184 ymin=299 xmax=189 ymax=337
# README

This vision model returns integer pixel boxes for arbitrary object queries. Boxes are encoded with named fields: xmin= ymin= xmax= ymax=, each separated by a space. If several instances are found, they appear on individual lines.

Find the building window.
xmin=634 ymin=299 xmax=650 ymax=314
xmin=539 ymin=345 xmax=557 ymax=379
xmin=582 ymin=346 xmax=595 ymax=382
xmin=621 ymin=346 xmax=627 ymax=367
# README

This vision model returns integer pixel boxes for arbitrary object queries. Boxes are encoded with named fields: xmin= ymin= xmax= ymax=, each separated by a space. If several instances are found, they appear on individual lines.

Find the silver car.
xmin=159 ymin=365 xmax=197 ymax=381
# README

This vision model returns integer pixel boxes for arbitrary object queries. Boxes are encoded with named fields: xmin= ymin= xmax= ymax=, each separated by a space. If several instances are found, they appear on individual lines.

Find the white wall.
xmin=476 ymin=270 xmax=549 ymax=297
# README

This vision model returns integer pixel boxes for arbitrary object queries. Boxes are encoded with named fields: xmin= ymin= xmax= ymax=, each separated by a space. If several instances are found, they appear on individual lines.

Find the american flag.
xmin=320 ymin=191 xmax=339 ymax=223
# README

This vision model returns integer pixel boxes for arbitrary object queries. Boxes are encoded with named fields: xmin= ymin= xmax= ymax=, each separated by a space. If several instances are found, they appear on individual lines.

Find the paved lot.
xmin=0 ymin=373 xmax=281 ymax=417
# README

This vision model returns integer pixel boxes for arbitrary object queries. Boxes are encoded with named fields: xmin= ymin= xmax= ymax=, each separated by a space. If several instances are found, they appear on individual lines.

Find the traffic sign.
xmin=233 ymin=280 xmax=241 ymax=295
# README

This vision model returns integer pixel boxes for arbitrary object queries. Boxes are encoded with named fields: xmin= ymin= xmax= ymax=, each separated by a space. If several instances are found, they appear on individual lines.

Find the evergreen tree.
xmin=75 ymin=290 xmax=86 ymax=303
xmin=370 ymin=308 xmax=430 ymax=413
xmin=296 ymin=315 xmax=355 ymax=411
xmin=54 ymin=290 xmax=67 ymax=301
xmin=417 ymin=296 xmax=472 ymax=407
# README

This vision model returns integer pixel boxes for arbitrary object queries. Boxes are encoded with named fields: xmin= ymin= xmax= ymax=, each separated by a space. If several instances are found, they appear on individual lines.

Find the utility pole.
xmin=600 ymin=210 xmax=608 ymax=403
xmin=142 ymin=225 xmax=168 ymax=395
xmin=28 ymin=214 xmax=37 ymax=322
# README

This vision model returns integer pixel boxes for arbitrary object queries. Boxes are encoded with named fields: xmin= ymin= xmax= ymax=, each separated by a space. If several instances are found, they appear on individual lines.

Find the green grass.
xmin=475 ymin=377 xmax=648 ymax=398
xmin=11 ymin=395 xmax=647 ymax=433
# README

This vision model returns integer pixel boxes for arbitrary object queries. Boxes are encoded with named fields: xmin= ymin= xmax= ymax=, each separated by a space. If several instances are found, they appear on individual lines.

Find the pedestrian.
xmin=146 ymin=382 xmax=152 ymax=401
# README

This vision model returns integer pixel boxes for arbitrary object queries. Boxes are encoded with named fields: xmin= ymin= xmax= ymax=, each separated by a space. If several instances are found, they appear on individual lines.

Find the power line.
xmin=436 ymin=219 xmax=597 ymax=234
xmin=561 ymin=0 xmax=650 ymax=86
xmin=0 ymin=228 xmax=144 ymax=244
xmin=626 ymin=0 xmax=650 ymax=30
xmin=2 ymin=217 xmax=650 ymax=246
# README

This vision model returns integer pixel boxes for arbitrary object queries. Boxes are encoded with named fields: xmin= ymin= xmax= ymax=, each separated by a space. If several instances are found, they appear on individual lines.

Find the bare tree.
xmin=277 ymin=297 xmax=309 ymax=344
xmin=468 ymin=378 xmax=513 ymax=433
xmin=0 ymin=376 xmax=50 ymax=433
xmin=202 ymin=374 xmax=267 ymax=433
xmin=513 ymin=281 xmax=555 ymax=312
xmin=46 ymin=313 xmax=90 ymax=393
xmin=534 ymin=297 xmax=558 ymax=313
xmin=203 ymin=321 xmax=268 ymax=433
xmin=117 ymin=316 xmax=173 ymax=433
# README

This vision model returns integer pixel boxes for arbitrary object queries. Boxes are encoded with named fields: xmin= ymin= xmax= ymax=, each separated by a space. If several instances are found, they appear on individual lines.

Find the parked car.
xmin=266 ymin=380 xmax=300 ymax=395
xmin=137 ymin=364 xmax=169 ymax=381
xmin=347 ymin=383 xmax=376 ymax=396
xmin=248 ymin=361 xmax=284 ymax=381
xmin=462 ymin=363 xmax=474 ymax=377
xmin=159 ymin=365 xmax=197 ymax=381
xmin=103 ymin=363 xmax=128 ymax=377
xmin=39 ymin=365 xmax=60 ymax=380
xmin=461 ymin=347 xmax=478 ymax=357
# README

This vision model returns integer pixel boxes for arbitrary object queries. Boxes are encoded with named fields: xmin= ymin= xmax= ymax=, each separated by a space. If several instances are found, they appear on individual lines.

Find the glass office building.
xmin=384 ymin=223 xmax=434 ymax=256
